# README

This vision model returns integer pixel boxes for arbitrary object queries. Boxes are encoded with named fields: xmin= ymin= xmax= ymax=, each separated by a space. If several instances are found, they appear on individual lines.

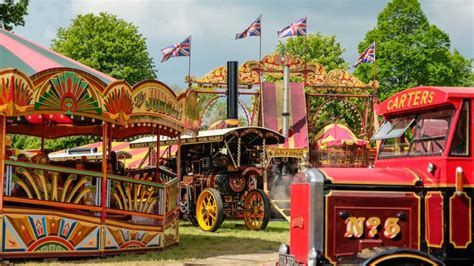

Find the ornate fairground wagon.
xmin=0 ymin=30 xmax=198 ymax=258
xmin=279 ymin=86 xmax=474 ymax=265
xmin=188 ymin=54 xmax=377 ymax=221
xmin=131 ymin=126 xmax=284 ymax=232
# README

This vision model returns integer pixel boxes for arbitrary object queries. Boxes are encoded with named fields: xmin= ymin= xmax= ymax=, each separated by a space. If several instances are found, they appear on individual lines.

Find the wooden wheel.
xmin=196 ymin=188 xmax=224 ymax=232
xmin=243 ymin=189 xmax=270 ymax=230
xmin=228 ymin=175 xmax=246 ymax=193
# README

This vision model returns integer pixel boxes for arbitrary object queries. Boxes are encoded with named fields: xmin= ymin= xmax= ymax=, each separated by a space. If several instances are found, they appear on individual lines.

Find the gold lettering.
xmin=413 ymin=91 xmax=422 ymax=106
xmin=398 ymin=94 xmax=407 ymax=109
xmin=407 ymin=92 xmax=416 ymax=107
xmin=366 ymin=217 xmax=381 ymax=238
xmin=387 ymin=100 xmax=393 ymax=111
xmin=345 ymin=217 xmax=366 ymax=238
xmin=383 ymin=217 xmax=401 ymax=239
xmin=428 ymin=92 xmax=434 ymax=103
xmin=392 ymin=97 xmax=399 ymax=110
xmin=421 ymin=91 xmax=429 ymax=105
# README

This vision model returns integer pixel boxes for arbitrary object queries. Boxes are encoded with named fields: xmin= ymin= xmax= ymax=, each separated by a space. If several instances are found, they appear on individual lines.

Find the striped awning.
xmin=314 ymin=124 xmax=368 ymax=148
xmin=0 ymin=29 xmax=115 ymax=84
xmin=49 ymin=142 xmax=176 ymax=169
xmin=262 ymin=82 xmax=308 ymax=149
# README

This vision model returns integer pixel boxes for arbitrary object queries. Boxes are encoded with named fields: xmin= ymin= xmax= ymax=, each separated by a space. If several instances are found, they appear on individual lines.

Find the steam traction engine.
xmin=279 ymin=86 xmax=474 ymax=265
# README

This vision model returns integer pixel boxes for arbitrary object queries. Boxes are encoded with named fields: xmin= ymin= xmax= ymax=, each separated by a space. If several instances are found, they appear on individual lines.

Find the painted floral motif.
xmin=34 ymin=71 xmax=102 ymax=115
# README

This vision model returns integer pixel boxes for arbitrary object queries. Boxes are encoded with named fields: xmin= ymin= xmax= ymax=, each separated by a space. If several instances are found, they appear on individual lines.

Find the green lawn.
xmin=18 ymin=220 xmax=289 ymax=265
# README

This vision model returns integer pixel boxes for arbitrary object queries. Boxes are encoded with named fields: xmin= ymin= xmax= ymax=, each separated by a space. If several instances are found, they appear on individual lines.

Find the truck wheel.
xmin=243 ymin=189 xmax=270 ymax=230
xmin=362 ymin=248 xmax=445 ymax=266
xmin=196 ymin=188 xmax=224 ymax=232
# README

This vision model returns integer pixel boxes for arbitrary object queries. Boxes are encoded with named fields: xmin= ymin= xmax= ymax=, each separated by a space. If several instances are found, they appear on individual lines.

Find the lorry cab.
xmin=280 ymin=86 xmax=473 ymax=265
xmin=373 ymin=86 xmax=473 ymax=192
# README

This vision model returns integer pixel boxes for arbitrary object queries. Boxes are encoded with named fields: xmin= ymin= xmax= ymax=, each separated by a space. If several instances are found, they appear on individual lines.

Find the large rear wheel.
xmin=243 ymin=189 xmax=270 ymax=230
xmin=196 ymin=188 xmax=224 ymax=232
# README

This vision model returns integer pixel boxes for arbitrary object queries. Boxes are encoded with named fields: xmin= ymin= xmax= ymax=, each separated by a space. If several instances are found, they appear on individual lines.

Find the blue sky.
xmin=14 ymin=0 xmax=473 ymax=89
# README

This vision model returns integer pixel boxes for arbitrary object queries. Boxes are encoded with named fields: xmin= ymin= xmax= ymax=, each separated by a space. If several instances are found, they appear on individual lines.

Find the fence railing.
xmin=3 ymin=160 xmax=179 ymax=226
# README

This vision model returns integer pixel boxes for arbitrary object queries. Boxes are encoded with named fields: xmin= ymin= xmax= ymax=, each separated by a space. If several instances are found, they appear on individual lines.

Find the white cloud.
xmin=14 ymin=0 xmax=474 ymax=88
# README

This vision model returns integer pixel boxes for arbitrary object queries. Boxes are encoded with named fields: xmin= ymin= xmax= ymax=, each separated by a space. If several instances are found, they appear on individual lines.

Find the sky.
xmin=14 ymin=0 xmax=474 ymax=89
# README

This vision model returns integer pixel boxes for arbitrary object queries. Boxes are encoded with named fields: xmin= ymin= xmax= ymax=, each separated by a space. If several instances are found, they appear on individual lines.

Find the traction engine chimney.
xmin=227 ymin=61 xmax=239 ymax=124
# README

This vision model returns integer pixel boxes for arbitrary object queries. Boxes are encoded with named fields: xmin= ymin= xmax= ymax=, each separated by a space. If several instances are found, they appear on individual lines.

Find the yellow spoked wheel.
xmin=196 ymin=188 xmax=224 ymax=232
xmin=244 ymin=189 xmax=270 ymax=230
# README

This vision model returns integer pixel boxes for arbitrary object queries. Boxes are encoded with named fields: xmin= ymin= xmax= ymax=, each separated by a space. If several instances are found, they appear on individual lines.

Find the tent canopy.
xmin=314 ymin=123 xmax=368 ymax=148
xmin=0 ymin=29 xmax=115 ymax=84
xmin=49 ymin=141 xmax=178 ymax=170
xmin=262 ymin=82 xmax=309 ymax=149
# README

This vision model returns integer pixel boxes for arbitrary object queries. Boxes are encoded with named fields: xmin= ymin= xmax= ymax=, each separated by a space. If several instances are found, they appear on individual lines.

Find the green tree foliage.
xmin=51 ymin=12 xmax=156 ymax=85
xmin=9 ymin=135 xmax=93 ymax=151
xmin=276 ymin=33 xmax=349 ymax=72
xmin=0 ymin=0 xmax=29 ymax=31
xmin=355 ymin=0 xmax=473 ymax=100
xmin=18 ymin=13 xmax=158 ymax=151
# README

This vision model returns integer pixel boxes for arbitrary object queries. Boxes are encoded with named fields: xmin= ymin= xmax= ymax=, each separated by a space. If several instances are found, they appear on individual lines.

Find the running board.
xmin=271 ymin=199 xmax=290 ymax=222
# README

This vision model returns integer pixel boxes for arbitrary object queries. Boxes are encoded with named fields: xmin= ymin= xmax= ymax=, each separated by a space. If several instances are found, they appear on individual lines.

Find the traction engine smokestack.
xmin=227 ymin=61 xmax=239 ymax=125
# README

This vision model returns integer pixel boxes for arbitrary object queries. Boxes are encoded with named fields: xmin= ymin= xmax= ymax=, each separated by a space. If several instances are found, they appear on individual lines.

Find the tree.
xmin=52 ymin=12 xmax=156 ymax=85
xmin=276 ymin=33 xmax=349 ymax=72
xmin=0 ymin=0 xmax=29 ymax=31
xmin=355 ymin=0 xmax=473 ymax=100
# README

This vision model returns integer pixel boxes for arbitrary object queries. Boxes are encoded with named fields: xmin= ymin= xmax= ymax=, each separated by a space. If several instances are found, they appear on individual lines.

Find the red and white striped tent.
xmin=262 ymin=82 xmax=309 ymax=152
xmin=49 ymin=141 xmax=176 ymax=169
xmin=0 ymin=29 xmax=115 ymax=84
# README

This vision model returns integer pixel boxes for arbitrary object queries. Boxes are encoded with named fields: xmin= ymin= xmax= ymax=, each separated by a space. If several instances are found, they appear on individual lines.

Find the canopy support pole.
xmin=41 ymin=120 xmax=45 ymax=152
xmin=0 ymin=116 xmax=6 ymax=213
xmin=156 ymin=129 xmax=160 ymax=182
xmin=177 ymin=135 xmax=181 ymax=178
xmin=101 ymin=122 xmax=108 ymax=223
xmin=282 ymin=65 xmax=290 ymax=138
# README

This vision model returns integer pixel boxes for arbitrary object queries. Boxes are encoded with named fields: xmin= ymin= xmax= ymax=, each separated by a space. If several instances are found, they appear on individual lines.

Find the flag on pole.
xmin=353 ymin=42 xmax=376 ymax=67
xmin=277 ymin=17 xmax=307 ymax=38
xmin=161 ymin=36 xmax=191 ymax=63
xmin=235 ymin=15 xmax=261 ymax=39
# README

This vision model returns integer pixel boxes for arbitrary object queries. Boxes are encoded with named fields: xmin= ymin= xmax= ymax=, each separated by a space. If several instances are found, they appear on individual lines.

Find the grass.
xmin=17 ymin=220 xmax=289 ymax=265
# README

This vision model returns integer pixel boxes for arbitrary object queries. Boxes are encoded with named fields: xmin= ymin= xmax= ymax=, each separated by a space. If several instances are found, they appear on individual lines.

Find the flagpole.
xmin=259 ymin=15 xmax=262 ymax=85
xmin=373 ymin=61 xmax=376 ymax=83
xmin=257 ymin=16 xmax=262 ymax=127
xmin=304 ymin=35 xmax=308 ymax=86
xmin=303 ymin=17 xmax=308 ymax=86
xmin=188 ymin=36 xmax=192 ymax=88
xmin=259 ymin=15 xmax=262 ymax=65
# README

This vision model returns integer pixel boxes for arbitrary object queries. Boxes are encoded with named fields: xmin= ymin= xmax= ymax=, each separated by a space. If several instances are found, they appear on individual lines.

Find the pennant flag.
xmin=235 ymin=15 xmax=261 ymax=39
xmin=353 ymin=42 xmax=376 ymax=67
xmin=277 ymin=17 xmax=307 ymax=38
xmin=161 ymin=36 xmax=191 ymax=63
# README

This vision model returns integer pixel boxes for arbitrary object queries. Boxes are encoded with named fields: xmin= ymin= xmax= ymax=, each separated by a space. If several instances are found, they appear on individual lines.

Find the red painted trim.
xmin=119 ymin=240 xmax=147 ymax=249
xmin=425 ymin=192 xmax=444 ymax=248
xmin=27 ymin=236 xmax=76 ymax=251
xmin=449 ymin=192 xmax=472 ymax=248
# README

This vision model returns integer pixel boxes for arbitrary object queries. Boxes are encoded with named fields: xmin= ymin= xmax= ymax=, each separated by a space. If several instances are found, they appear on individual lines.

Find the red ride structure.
xmin=279 ymin=86 xmax=473 ymax=265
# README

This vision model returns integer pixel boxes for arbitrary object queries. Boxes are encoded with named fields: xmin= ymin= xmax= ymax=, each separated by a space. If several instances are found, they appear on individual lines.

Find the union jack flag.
xmin=353 ymin=42 xmax=376 ymax=67
xmin=161 ymin=36 xmax=191 ymax=63
xmin=277 ymin=17 xmax=306 ymax=38
xmin=235 ymin=15 xmax=261 ymax=39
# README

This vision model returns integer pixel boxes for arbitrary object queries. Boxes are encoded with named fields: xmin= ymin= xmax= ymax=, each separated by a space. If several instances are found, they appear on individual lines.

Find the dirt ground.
xmin=181 ymin=252 xmax=278 ymax=266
